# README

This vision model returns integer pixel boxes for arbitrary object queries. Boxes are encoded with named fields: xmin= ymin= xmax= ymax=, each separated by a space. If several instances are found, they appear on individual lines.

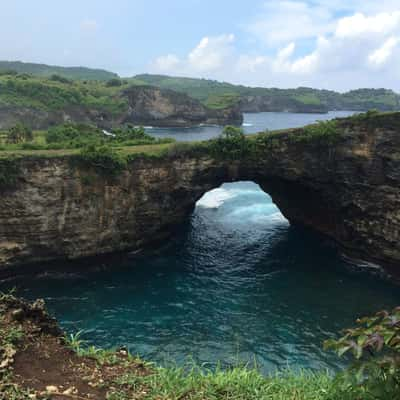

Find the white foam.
xmin=242 ymin=123 xmax=253 ymax=127
xmin=196 ymin=188 xmax=236 ymax=209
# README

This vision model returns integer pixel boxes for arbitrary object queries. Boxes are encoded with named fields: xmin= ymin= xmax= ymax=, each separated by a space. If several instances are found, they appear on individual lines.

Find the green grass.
xmin=0 ymin=61 xmax=118 ymax=81
xmin=65 ymin=333 xmax=343 ymax=400
xmin=134 ymin=74 xmax=400 ymax=112
xmin=0 ymin=143 xmax=174 ymax=159
xmin=0 ymin=73 xmax=137 ymax=114
xmin=119 ymin=365 xmax=339 ymax=400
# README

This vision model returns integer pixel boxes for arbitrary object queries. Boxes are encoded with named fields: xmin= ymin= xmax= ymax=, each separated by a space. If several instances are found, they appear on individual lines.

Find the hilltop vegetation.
xmin=0 ymin=61 xmax=118 ymax=81
xmin=0 ymin=72 xmax=242 ymax=129
xmin=0 ymin=71 xmax=135 ymax=114
xmin=0 ymin=61 xmax=398 ymax=115
xmin=134 ymin=74 xmax=400 ymax=113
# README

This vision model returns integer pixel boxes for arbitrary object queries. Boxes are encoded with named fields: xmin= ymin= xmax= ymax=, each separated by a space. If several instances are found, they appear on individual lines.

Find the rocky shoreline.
xmin=0 ymin=86 xmax=243 ymax=131
xmin=1 ymin=113 xmax=400 ymax=280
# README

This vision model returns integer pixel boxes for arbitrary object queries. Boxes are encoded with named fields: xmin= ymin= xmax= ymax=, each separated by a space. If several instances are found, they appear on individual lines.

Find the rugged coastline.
xmin=1 ymin=113 xmax=400 ymax=280
xmin=0 ymin=85 xmax=243 ymax=130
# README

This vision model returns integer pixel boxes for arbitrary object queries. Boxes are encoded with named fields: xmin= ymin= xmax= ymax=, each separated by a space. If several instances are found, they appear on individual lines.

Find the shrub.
xmin=77 ymin=145 xmax=127 ymax=175
xmin=6 ymin=123 xmax=33 ymax=144
xmin=106 ymin=78 xmax=123 ymax=87
xmin=50 ymin=74 xmax=72 ymax=84
xmin=210 ymin=125 xmax=250 ymax=160
xmin=46 ymin=123 xmax=103 ymax=146
xmin=290 ymin=120 xmax=341 ymax=146
xmin=325 ymin=306 xmax=400 ymax=398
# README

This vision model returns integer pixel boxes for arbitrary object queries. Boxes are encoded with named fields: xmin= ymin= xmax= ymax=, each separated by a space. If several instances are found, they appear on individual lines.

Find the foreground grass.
xmin=108 ymin=365 xmax=337 ymax=400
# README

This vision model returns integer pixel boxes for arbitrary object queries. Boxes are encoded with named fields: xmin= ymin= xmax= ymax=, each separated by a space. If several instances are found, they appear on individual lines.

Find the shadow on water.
xmin=1 ymin=182 xmax=399 ymax=374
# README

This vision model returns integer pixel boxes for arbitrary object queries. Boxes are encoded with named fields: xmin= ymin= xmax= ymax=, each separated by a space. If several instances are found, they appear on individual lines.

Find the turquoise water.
xmin=146 ymin=111 xmax=355 ymax=141
xmin=1 ymin=182 xmax=399 ymax=374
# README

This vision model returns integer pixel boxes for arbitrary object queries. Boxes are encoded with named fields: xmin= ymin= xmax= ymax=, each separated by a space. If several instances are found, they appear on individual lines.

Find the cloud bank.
xmin=151 ymin=6 xmax=400 ymax=91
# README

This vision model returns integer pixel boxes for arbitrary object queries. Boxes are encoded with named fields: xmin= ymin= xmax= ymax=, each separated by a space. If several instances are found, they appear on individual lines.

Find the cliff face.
xmin=0 ymin=86 xmax=243 ymax=130
xmin=122 ymin=86 xmax=243 ymax=127
xmin=0 ymin=106 xmax=111 ymax=130
xmin=239 ymin=95 xmax=329 ymax=113
xmin=1 ymin=114 xmax=400 ymax=278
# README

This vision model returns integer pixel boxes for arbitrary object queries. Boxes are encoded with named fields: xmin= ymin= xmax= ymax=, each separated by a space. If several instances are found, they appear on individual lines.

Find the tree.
xmin=6 ymin=123 xmax=33 ymax=144
xmin=211 ymin=125 xmax=249 ymax=159
xmin=106 ymin=78 xmax=123 ymax=87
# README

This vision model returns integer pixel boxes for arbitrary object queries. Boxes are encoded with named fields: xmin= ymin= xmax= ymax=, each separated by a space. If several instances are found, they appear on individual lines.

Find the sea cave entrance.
xmin=1 ymin=183 xmax=399 ymax=375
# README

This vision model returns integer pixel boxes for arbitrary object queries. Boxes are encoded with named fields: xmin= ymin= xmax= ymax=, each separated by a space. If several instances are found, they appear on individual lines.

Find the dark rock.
xmin=0 ymin=86 xmax=243 ymax=130
xmin=0 ymin=114 xmax=400 ymax=280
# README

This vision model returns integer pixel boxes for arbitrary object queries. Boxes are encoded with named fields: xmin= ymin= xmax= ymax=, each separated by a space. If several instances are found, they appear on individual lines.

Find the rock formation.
xmin=1 ymin=113 xmax=400 ymax=279
xmin=122 ymin=86 xmax=243 ymax=127
xmin=0 ymin=86 xmax=243 ymax=130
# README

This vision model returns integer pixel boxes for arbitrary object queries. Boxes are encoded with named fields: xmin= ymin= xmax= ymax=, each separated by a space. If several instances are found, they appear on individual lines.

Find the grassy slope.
xmin=0 ymin=72 xmax=147 ymax=114
xmin=0 ymin=143 xmax=173 ymax=159
xmin=134 ymin=74 xmax=400 ymax=111
xmin=1 ymin=69 xmax=398 ymax=116
xmin=0 ymin=61 xmax=118 ymax=81
xmin=1 ymin=111 xmax=395 ymax=160
xmin=0 ymin=293 xmax=352 ymax=400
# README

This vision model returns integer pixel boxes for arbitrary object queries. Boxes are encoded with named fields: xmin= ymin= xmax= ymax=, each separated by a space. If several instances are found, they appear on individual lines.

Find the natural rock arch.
xmin=0 ymin=113 xmax=400 ymax=279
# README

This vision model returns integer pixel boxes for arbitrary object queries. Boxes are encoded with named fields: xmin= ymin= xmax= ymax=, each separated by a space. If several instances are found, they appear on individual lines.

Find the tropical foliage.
xmin=325 ymin=307 xmax=400 ymax=399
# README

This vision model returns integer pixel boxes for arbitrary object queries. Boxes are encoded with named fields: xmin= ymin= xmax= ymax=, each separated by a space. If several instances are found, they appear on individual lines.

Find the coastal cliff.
xmin=1 ymin=113 xmax=400 ymax=277
xmin=0 ymin=79 xmax=243 ymax=130
xmin=121 ymin=86 xmax=243 ymax=127
xmin=238 ymin=95 xmax=329 ymax=113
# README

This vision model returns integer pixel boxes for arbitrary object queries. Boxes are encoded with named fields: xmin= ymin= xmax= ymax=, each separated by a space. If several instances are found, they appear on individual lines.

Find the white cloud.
xmin=368 ymin=37 xmax=399 ymax=67
xmin=246 ymin=1 xmax=335 ymax=46
xmin=151 ymin=9 xmax=400 ymax=91
xmin=188 ymin=34 xmax=235 ymax=72
xmin=151 ymin=34 xmax=235 ymax=76
xmin=336 ymin=12 xmax=400 ymax=38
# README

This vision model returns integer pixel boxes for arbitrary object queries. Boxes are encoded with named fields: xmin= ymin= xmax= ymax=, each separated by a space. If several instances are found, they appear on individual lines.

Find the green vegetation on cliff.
xmin=0 ymin=123 xmax=174 ymax=154
xmin=0 ymin=72 xmax=132 ymax=114
xmin=0 ymin=61 xmax=118 ymax=81
xmin=134 ymin=74 xmax=400 ymax=112
xmin=1 ymin=62 xmax=398 ymax=113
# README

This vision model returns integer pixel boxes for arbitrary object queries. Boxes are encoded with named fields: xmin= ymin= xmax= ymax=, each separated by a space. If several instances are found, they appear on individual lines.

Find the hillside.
xmin=0 ymin=61 xmax=118 ymax=81
xmin=134 ymin=74 xmax=400 ymax=113
xmin=0 ymin=72 xmax=241 ymax=129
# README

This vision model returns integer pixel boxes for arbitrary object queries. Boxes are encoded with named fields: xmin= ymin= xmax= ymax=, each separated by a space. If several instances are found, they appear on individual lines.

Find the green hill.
xmin=133 ymin=74 xmax=400 ymax=112
xmin=0 ymin=61 xmax=118 ymax=81
xmin=1 ymin=61 xmax=399 ymax=113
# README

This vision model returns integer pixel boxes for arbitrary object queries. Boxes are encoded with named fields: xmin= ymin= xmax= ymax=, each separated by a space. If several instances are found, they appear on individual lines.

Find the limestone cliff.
xmin=122 ymin=86 xmax=243 ymax=127
xmin=0 ymin=86 xmax=243 ymax=130
xmin=239 ymin=95 xmax=329 ymax=113
xmin=1 ymin=113 xmax=400 ymax=279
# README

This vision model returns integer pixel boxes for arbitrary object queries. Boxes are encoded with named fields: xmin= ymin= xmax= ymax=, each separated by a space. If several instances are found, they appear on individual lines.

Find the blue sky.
xmin=1 ymin=0 xmax=400 ymax=91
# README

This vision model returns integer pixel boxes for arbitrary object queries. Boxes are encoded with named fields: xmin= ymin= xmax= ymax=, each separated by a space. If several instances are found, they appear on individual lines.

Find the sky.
xmin=1 ymin=0 xmax=400 ymax=91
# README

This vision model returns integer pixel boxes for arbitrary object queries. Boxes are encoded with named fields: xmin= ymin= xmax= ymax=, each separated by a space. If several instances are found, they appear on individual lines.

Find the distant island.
xmin=0 ymin=60 xmax=399 ymax=129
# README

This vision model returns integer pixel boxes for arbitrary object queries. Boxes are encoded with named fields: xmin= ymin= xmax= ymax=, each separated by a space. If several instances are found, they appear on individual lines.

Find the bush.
xmin=325 ymin=307 xmax=400 ymax=398
xmin=210 ymin=125 xmax=250 ymax=160
xmin=290 ymin=120 xmax=341 ymax=146
xmin=46 ymin=123 xmax=104 ymax=146
xmin=106 ymin=78 xmax=123 ymax=87
xmin=6 ymin=123 xmax=33 ymax=144
xmin=77 ymin=145 xmax=127 ymax=175
xmin=50 ymin=74 xmax=72 ymax=84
